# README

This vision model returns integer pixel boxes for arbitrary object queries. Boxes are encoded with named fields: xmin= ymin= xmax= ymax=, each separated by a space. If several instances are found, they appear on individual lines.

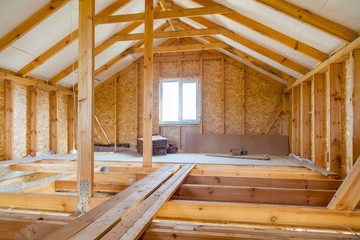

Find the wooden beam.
xmin=312 ymin=74 xmax=325 ymax=167
xmin=135 ymin=64 xmax=139 ymax=138
xmin=78 ymin=0 xmax=95 ymax=200
xmin=94 ymin=115 xmax=111 ymax=145
xmin=189 ymin=0 xmax=328 ymax=62
xmin=254 ymin=0 xmax=358 ymax=42
xmin=68 ymin=94 xmax=75 ymax=152
xmin=291 ymin=87 xmax=301 ymax=155
xmin=0 ymin=71 xmax=73 ymax=95
xmin=328 ymin=64 xmax=342 ymax=176
xmin=5 ymin=80 xmax=14 ymax=160
xmin=221 ymin=58 xmax=225 ymax=134
xmin=49 ymin=91 xmax=58 ymax=154
xmin=285 ymin=37 xmax=360 ymax=92
xmin=260 ymin=102 xmax=282 ymax=135
xmin=109 ymin=27 xmax=232 ymax=42
xmin=300 ymin=81 xmax=311 ymax=159
xmin=95 ymin=5 xmax=234 ymax=24
xmin=176 ymin=18 xmax=309 ymax=75
xmin=143 ymin=0 xmax=154 ymax=168
xmin=55 ymin=180 xmax=131 ymax=193
xmin=351 ymin=50 xmax=360 ymax=165
xmin=241 ymin=68 xmax=246 ymax=135
xmin=200 ymin=59 xmax=203 ymax=134
xmin=173 ymin=184 xmax=335 ymax=207
xmin=115 ymin=77 xmax=118 ymax=150
xmin=0 ymin=1 xmax=69 ymax=53
xmin=157 ymin=200 xmax=360 ymax=231
xmin=30 ymin=86 xmax=38 ymax=157
xmin=18 ymin=0 xmax=133 ymax=76
xmin=328 ymin=156 xmax=360 ymax=211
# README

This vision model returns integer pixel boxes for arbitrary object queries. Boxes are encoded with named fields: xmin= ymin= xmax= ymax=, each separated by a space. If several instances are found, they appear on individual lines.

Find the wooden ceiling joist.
xmin=0 ymin=1 xmax=69 ymax=53
xmin=158 ymin=0 xmax=177 ymax=31
xmin=95 ymin=5 xmax=234 ymax=24
xmin=254 ymin=0 xmax=359 ymax=42
xmin=17 ymin=0 xmax=134 ymax=77
xmin=189 ymin=0 xmax=328 ymax=62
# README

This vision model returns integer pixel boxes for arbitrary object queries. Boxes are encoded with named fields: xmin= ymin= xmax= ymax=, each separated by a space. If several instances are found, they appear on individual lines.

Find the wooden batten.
xmin=49 ymin=91 xmax=58 ymax=154
xmin=221 ymin=58 xmax=225 ymax=134
xmin=291 ymin=87 xmax=301 ymax=156
xmin=5 ymin=80 xmax=14 ymax=160
xmin=142 ymin=0 xmax=154 ymax=167
xmin=351 ymin=50 xmax=360 ymax=165
xmin=312 ymin=74 xmax=325 ymax=167
xmin=68 ymin=94 xmax=75 ymax=152
xmin=300 ymin=81 xmax=311 ymax=159
xmin=241 ymin=68 xmax=246 ymax=135
xmin=77 ymin=0 xmax=95 ymax=198
xmin=30 ymin=86 xmax=38 ymax=157
xmin=200 ymin=59 xmax=203 ymax=134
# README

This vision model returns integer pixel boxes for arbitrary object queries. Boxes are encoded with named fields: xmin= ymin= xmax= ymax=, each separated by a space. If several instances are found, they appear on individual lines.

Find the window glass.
xmin=162 ymin=81 xmax=179 ymax=122
xmin=182 ymin=82 xmax=197 ymax=120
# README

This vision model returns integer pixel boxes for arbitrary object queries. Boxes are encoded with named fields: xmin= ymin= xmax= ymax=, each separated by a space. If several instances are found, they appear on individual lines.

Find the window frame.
xmin=159 ymin=77 xmax=200 ymax=125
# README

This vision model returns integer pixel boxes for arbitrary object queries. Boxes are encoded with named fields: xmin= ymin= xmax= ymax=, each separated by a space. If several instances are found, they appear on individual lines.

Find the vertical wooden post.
xmin=329 ymin=63 xmax=342 ymax=176
xmin=135 ymin=63 xmax=139 ymax=139
xmin=114 ymin=77 xmax=118 ymax=151
xmin=5 ymin=80 xmax=14 ymax=160
xmin=351 ymin=50 xmax=360 ymax=165
xmin=291 ymin=87 xmax=300 ymax=155
xmin=300 ymin=81 xmax=311 ymax=159
xmin=30 ymin=86 xmax=38 ymax=157
xmin=50 ymin=91 xmax=58 ymax=153
xmin=200 ymin=59 xmax=203 ymax=134
xmin=221 ymin=58 xmax=225 ymax=134
xmin=312 ymin=74 xmax=324 ymax=167
xmin=78 ymin=0 xmax=95 ymax=199
xmin=281 ymin=94 xmax=289 ymax=136
xmin=68 ymin=94 xmax=75 ymax=152
xmin=143 ymin=0 xmax=154 ymax=167
xmin=241 ymin=68 xmax=246 ymax=135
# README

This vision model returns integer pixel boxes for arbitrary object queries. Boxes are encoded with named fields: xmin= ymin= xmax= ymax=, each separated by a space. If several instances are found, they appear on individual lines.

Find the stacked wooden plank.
xmin=137 ymin=135 xmax=168 ymax=156
xmin=44 ymin=164 xmax=195 ymax=240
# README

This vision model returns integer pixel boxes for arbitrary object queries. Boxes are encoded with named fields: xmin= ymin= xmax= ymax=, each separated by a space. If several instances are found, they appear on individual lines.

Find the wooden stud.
xmin=260 ymin=103 xmax=282 ymax=135
xmin=114 ymin=77 xmax=118 ymax=151
xmin=200 ymin=59 xmax=203 ymax=134
xmin=50 ymin=91 xmax=58 ymax=154
xmin=291 ymin=87 xmax=300 ymax=155
xmin=143 ymin=0 xmax=154 ymax=167
xmin=328 ymin=64 xmax=342 ymax=176
xmin=312 ymin=74 xmax=325 ymax=167
xmin=68 ymin=94 xmax=75 ymax=152
xmin=30 ymin=86 xmax=38 ymax=157
xmin=5 ymin=80 xmax=14 ymax=160
xmin=136 ymin=64 xmax=139 ymax=139
xmin=352 ymin=50 xmax=360 ymax=164
xmin=221 ymin=58 xmax=225 ymax=134
xmin=241 ymin=68 xmax=246 ymax=135
xmin=78 ymin=0 xmax=95 ymax=198
xmin=281 ymin=94 xmax=289 ymax=136
xmin=0 ymin=1 xmax=69 ymax=53
xmin=300 ymin=81 xmax=311 ymax=159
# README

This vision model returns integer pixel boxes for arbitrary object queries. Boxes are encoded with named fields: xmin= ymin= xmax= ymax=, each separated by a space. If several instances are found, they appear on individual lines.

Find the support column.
xmin=143 ymin=0 xmax=154 ymax=167
xmin=50 ymin=90 xmax=58 ymax=153
xmin=77 ymin=0 xmax=95 ymax=204
xmin=352 ymin=50 xmax=360 ymax=165
xmin=5 ymin=80 xmax=14 ymax=160
xmin=30 ymin=86 xmax=38 ymax=157
xmin=68 ymin=94 xmax=75 ymax=152
xmin=300 ymin=81 xmax=311 ymax=159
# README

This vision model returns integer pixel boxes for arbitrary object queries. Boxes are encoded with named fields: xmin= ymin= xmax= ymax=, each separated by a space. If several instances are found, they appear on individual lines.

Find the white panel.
xmin=58 ymin=73 xmax=78 ymax=87
xmin=0 ymin=0 xmax=49 ymax=39
xmin=96 ymin=55 xmax=139 ymax=82
xmin=29 ymin=63 xmax=64 ymax=80
xmin=0 ymin=47 xmax=34 ymax=72
xmin=95 ymin=41 xmax=137 ymax=69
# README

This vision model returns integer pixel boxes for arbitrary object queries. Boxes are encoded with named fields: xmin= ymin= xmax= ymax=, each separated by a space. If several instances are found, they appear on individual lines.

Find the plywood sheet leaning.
xmin=245 ymin=72 xmax=281 ymax=135
xmin=57 ymin=92 xmax=68 ymax=154
xmin=37 ymin=89 xmax=50 ymax=154
xmin=202 ymin=59 xmax=222 ymax=134
xmin=13 ymin=84 xmax=27 ymax=159
xmin=95 ymin=80 xmax=115 ymax=145
xmin=118 ymin=68 xmax=137 ymax=148
xmin=181 ymin=126 xmax=200 ymax=150
xmin=0 ymin=79 xmax=5 ymax=160
xmin=224 ymin=61 xmax=242 ymax=134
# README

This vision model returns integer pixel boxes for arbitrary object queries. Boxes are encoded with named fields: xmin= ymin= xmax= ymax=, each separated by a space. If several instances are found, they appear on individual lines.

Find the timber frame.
xmin=0 ymin=0 xmax=359 ymax=239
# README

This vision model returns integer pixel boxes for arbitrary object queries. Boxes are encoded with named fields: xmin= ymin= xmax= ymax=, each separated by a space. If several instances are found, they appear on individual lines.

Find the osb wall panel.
xmin=202 ymin=59 xmax=223 ymax=134
xmin=182 ymin=60 xmax=199 ymax=77
xmin=245 ymin=72 xmax=281 ymax=135
xmin=118 ymin=68 xmax=137 ymax=147
xmin=95 ymin=81 xmax=115 ymax=145
xmin=57 ymin=92 xmax=68 ymax=154
xmin=159 ymin=61 xmax=177 ymax=78
xmin=181 ymin=126 xmax=200 ymax=150
xmin=224 ymin=61 xmax=243 ymax=134
xmin=37 ymin=89 xmax=50 ymax=153
xmin=160 ymin=126 xmax=179 ymax=148
xmin=0 ymin=80 xmax=5 ymax=160
xmin=13 ymin=84 xmax=28 ymax=159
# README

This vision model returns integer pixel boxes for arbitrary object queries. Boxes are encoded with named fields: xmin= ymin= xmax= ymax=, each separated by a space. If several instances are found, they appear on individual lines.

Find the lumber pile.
xmin=137 ymin=135 xmax=168 ymax=155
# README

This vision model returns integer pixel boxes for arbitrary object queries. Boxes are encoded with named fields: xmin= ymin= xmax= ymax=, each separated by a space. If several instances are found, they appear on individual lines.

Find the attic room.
xmin=0 ymin=0 xmax=359 ymax=239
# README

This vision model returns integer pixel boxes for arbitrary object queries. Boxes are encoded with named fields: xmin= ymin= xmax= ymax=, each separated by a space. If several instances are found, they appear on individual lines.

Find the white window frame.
xmin=160 ymin=78 xmax=200 ymax=125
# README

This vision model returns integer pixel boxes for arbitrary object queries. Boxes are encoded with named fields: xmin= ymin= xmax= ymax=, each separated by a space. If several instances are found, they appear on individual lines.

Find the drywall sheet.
xmin=185 ymin=133 xmax=289 ymax=155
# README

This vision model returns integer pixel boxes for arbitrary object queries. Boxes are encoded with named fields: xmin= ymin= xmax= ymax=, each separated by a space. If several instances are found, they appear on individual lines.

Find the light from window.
xmin=160 ymin=79 xmax=199 ymax=125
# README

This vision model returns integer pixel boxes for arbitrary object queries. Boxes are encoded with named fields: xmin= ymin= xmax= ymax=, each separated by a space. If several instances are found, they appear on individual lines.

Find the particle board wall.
xmin=0 ymin=80 xmax=5 ymax=160
xmin=13 ymin=84 xmax=27 ymax=159
xmin=57 ymin=92 xmax=68 ymax=154
xmin=95 ymin=56 xmax=283 ymax=151
xmin=37 ymin=89 xmax=50 ymax=154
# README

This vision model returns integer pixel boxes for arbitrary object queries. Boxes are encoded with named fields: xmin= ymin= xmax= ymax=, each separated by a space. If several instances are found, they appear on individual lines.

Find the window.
xmin=160 ymin=78 xmax=200 ymax=125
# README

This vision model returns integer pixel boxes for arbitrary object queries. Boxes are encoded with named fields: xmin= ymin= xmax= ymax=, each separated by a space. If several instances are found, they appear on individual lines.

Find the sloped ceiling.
xmin=0 ymin=0 xmax=359 ymax=87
